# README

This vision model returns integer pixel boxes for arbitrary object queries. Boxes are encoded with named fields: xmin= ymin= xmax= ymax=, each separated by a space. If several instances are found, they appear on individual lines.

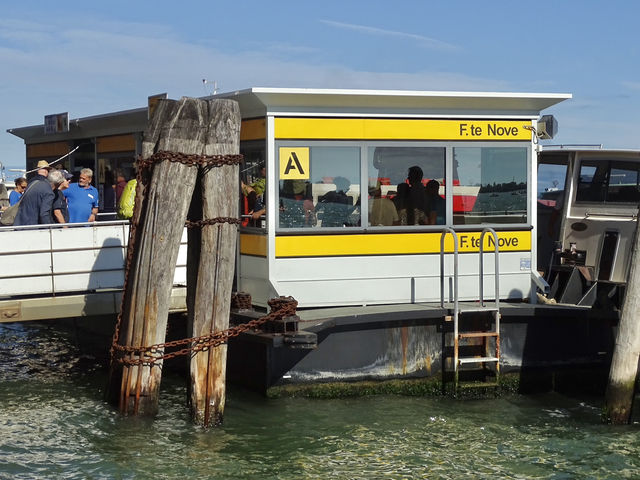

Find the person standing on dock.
xmin=64 ymin=168 xmax=99 ymax=223
xmin=52 ymin=170 xmax=72 ymax=224
xmin=9 ymin=177 xmax=27 ymax=206
xmin=13 ymin=164 xmax=61 ymax=226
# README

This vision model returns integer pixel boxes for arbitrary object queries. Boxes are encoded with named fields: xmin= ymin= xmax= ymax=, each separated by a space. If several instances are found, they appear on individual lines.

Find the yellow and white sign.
xmin=279 ymin=147 xmax=310 ymax=179
xmin=275 ymin=118 xmax=531 ymax=141
xmin=275 ymin=231 xmax=531 ymax=258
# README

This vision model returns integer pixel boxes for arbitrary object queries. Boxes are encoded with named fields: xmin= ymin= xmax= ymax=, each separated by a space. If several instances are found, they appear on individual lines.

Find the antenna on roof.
xmin=202 ymin=79 xmax=218 ymax=96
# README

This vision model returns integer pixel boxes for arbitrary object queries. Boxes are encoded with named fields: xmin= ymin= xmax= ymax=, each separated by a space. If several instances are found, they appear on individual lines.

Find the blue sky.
xmin=1 ymin=1 xmax=639 ymax=177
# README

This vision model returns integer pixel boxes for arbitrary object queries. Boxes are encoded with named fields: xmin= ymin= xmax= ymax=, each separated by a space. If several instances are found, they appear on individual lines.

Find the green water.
xmin=1 ymin=322 xmax=639 ymax=480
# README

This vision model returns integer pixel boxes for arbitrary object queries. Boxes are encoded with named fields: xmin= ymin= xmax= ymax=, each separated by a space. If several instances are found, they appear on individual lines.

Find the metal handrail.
xmin=439 ymin=228 xmax=459 ymax=311
xmin=479 ymin=228 xmax=500 ymax=310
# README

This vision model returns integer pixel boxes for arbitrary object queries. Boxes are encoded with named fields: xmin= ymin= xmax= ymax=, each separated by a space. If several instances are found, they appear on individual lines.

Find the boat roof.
xmin=8 ymin=87 xmax=572 ymax=143
xmin=540 ymin=146 xmax=640 ymax=156
xmin=213 ymin=87 xmax=572 ymax=119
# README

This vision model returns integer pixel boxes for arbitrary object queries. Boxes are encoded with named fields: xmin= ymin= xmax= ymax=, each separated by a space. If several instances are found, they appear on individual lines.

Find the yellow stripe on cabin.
xmin=240 ymin=233 xmax=267 ymax=257
xmin=275 ymin=231 xmax=531 ymax=258
xmin=274 ymin=118 xmax=530 ymax=141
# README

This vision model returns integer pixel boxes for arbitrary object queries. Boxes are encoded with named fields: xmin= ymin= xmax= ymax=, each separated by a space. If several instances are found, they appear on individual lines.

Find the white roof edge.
xmin=222 ymin=86 xmax=572 ymax=100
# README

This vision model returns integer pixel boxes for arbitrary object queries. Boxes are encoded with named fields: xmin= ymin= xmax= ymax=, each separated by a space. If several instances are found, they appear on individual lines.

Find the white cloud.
xmin=320 ymin=19 xmax=460 ymax=52
xmin=621 ymin=80 xmax=640 ymax=91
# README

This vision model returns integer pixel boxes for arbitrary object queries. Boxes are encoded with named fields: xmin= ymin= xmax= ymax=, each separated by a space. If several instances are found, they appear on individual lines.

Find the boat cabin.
xmin=538 ymin=147 xmax=640 ymax=307
xmin=223 ymin=88 xmax=570 ymax=307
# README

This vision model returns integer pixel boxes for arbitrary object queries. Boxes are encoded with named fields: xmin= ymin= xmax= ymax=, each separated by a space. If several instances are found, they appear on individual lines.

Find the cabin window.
xmin=278 ymin=146 xmax=361 ymax=229
xmin=453 ymin=147 xmax=528 ymax=225
xmin=576 ymin=160 xmax=640 ymax=204
xmin=240 ymin=141 xmax=266 ymax=229
xmin=367 ymin=146 xmax=445 ymax=226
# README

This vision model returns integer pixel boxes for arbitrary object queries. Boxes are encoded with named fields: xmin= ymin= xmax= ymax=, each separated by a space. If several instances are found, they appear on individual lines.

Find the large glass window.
xmin=453 ymin=147 xmax=528 ymax=224
xmin=367 ymin=147 xmax=445 ymax=226
xmin=576 ymin=160 xmax=640 ymax=203
xmin=278 ymin=146 xmax=360 ymax=229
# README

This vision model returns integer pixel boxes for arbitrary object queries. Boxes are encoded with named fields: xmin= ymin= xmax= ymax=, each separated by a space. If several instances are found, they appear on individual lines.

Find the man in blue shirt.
xmin=64 ymin=168 xmax=99 ymax=223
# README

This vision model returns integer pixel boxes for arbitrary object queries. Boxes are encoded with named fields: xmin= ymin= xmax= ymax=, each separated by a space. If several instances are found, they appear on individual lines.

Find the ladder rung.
xmin=459 ymin=332 xmax=498 ymax=338
xmin=458 ymin=356 xmax=499 ymax=364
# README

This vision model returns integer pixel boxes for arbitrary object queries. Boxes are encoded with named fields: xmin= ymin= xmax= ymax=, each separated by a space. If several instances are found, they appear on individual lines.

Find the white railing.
xmin=0 ymin=221 xmax=187 ymax=298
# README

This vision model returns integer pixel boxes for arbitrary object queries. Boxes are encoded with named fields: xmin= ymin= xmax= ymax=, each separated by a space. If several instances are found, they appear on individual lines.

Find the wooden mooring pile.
xmin=105 ymin=97 xmax=295 ymax=427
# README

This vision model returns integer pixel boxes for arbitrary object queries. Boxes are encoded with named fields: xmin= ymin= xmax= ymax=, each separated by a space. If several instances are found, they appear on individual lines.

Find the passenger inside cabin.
xmin=425 ymin=179 xmax=445 ymax=225
xmin=407 ymin=166 xmax=427 ymax=225
xmin=279 ymin=179 xmax=315 ymax=228
xmin=241 ymin=180 xmax=263 ymax=227
xmin=369 ymin=185 xmax=399 ymax=226
xmin=394 ymin=182 xmax=411 ymax=225
xmin=250 ymin=162 xmax=266 ymax=224
xmin=316 ymin=176 xmax=355 ymax=227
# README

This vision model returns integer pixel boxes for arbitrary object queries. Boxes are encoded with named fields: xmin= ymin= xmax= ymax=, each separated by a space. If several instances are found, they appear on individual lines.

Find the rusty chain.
xmin=138 ymin=150 xmax=243 ymax=170
xmin=112 ymin=297 xmax=298 ymax=366
xmin=110 ymin=148 xmax=286 ymax=367
xmin=185 ymin=217 xmax=241 ymax=228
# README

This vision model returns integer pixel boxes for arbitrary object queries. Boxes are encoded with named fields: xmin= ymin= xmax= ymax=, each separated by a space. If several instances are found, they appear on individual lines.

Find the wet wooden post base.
xmin=604 ymin=221 xmax=640 ymax=424
xmin=109 ymin=97 xmax=240 ymax=420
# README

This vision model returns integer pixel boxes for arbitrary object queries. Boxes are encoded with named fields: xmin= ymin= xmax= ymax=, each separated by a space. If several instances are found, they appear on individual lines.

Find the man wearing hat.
xmin=13 ymin=163 xmax=61 ymax=226
xmin=34 ymin=160 xmax=51 ymax=178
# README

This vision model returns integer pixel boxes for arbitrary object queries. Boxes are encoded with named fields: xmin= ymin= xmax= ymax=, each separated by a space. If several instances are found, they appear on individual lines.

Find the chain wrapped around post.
xmin=110 ymin=149 xmax=262 ymax=368
xmin=112 ymin=297 xmax=298 ymax=366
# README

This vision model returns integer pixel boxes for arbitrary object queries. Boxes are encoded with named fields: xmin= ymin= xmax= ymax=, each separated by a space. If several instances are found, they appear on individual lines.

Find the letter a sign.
xmin=279 ymin=147 xmax=309 ymax=180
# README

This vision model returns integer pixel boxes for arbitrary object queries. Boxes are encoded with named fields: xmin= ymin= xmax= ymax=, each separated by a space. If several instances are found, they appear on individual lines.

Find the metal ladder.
xmin=440 ymin=227 xmax=501 ymax=392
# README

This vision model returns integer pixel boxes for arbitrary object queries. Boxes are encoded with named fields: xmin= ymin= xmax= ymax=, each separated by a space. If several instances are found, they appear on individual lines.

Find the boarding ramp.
xmin=0 ymin=221 xmax=187 ymax=322
xmin=440 ymin=227 xmax=501 ymax=393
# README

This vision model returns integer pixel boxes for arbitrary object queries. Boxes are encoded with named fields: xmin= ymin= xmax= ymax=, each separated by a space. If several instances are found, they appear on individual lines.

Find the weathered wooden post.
xmin=187 ymin=100 xmax=240 ymax=426
xmin=108 ymin=96 xmax=240 ymax=418
xmin=604 ymin=219 xmax=640 ymax=424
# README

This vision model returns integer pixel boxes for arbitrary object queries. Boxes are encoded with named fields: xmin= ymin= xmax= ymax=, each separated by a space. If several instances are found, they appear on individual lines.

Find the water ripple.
xmin=2 ymin=323 xmax=640 ymax=479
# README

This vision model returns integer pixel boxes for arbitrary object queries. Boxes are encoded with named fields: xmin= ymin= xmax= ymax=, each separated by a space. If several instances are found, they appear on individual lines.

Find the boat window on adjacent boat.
xmin=278 ymin=146 xmax=361 ymax=229
xmin=576 ymin=160 xmax=640 ymax=204
xmin=453 ymin=147 xmax=528 ymax=225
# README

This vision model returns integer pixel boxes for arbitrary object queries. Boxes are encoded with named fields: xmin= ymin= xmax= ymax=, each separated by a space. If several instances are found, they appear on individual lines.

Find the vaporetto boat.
xmin=3 ymin=88 xmax=629 ymax=393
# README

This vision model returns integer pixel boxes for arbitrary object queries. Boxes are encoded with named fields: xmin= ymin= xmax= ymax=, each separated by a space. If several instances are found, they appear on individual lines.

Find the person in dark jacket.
xmin=52 ymin=170 xmax=72 ymax=224
xmin=13 ymin=161 xmax=59 ymax=226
